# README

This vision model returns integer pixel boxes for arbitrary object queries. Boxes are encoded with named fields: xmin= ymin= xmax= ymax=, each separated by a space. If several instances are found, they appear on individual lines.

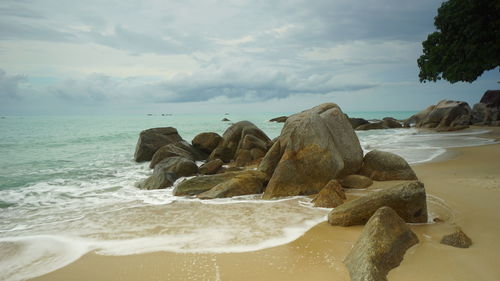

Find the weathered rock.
xmin=138 ymin=157 xmax=198 ymax=190
xmin=197 ymin=170 xmax=267 ymax=199
xmin=234 ymin=134 xmax=269 ymax=166
xmin=134 ymin=127 xmax=183 ymax=162
xmin=340 ymin=175 xmax=373 ymax=189
xmin=355 ymin=122 xmax=388 ymax=131
xmin=192 ymin=132 xmax=223 ymax=154
xmin=404 ymin=105 xmax=436 ymax=127
xmin=411 ymin=100 xmax=472 ymax=130
xmin=349 ymin=118 xmax=369 ymax=129
xmin=382 ymin=117 xmax=402 ymax=128
xmin=209 ymin=121 xmax=271 ymax=163
xmin=344 ymin=206 xmax=419 ymax=281
xmin=173 ymin=170 xmax=266 ymax=196
xmin=440 ymin=229 xmax=472 ymax=248
xmin=359 ymin=150 xmax=417 ymax=181
xmin=479 ymin=90 xmax=500 ymax=107
xmin=313 ymin=180 xmax=346 ymax=208
xmin=471 ymin=90 xmax=500 ymax=125
xmin=269 ymin=116 xmax=288 ymax=123
xmin=328 ymin=181 xmax=427 ymax=226
xmin=149 ymin=142 xmax=194 ymax=169
xmin=199 ymin=159 xmax=224 ymax=175
xmin=260 ymin=103 xmax=364 ymax=198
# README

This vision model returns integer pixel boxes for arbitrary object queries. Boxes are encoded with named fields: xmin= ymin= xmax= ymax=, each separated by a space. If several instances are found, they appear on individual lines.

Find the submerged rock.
xmin=134 ymin=127 xmax=183 ymax=162
xmin=139 ymin=157 xmax=198 ymax=190
xmin=328 ymin=181 xmax=427 ymax=226
xmin=222 ymin=118 xmax=230 ymax=122
xmin=440 ymin=229 xmax=472 ymax=248
xmin=197 ymin=170 xmax=267 ymax=199
xmin=340 ymin=175 xmax=373 ymax=189
xmin=359 ymin=150 xmax=417 ymax=181
xmin=344 ymin=206 xmax=419 ymax=281
xmin=312 ymin=180 xmax=346 ymax=208
xmin=260 ymin=103 xmax=363 ymax=198
xmin=199 ymin=159 xmax=224 ymax=175
xmin=192 ymin=132 xmax=223 ymax=154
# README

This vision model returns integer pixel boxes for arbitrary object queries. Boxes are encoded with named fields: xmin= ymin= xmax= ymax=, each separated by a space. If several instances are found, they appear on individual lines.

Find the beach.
xmin=27 ymin=126 xmax=500 ymax=281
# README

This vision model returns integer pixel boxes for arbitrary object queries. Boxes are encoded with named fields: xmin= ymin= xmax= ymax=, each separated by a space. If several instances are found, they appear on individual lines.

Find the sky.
xmin=0 ymin=0 xmax=498 ymax=115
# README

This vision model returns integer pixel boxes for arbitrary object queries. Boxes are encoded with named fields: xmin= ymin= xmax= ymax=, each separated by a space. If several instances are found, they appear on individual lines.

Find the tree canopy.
xmin=417 ymin=0 xmax=500 ymax=83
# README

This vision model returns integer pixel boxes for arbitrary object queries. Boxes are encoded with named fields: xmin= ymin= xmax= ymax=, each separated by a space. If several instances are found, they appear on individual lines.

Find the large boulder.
xmin=408 ymin=100 xmax=472 ymax=130
xmin=234 ymin=134 xmax=269 ymax=166
xmin=134 ymin=127 xmax=183 ymax=162
xmin=173 ymin=170 xmax=267 ymax=196
xmin=260 ymin=103 xmax=364 ymax=199
xmin=382 ymin=117 xmax=402 ymax=128
xmin=199 ymin=159 xmax=224 ymax=175
xmin=209 ymin=121 xmax=271 ymax=164
xmin=149 ymin=142 xmax=195 ymax=169
xmin=479 ymin=90 xmax=500 ymax=107
xmin=471 ymin=90 xmax=500 ymax=125
xmin=359 ymin=150 xmax=417 ymax=181
xmin=355 ymin=122 xmax=388 ymax=131
xmin=348 ymin=117 xmax=369 ymax=129
xmin=340 ymin=175 xmax=373 ymax=189
xmin=192 ymin=132 xmax=223 ymax=154
xmin=197 ymin=170 xmax=267 ymax=199
xmin=403 ymin=105 xmax=436 ymax=127
xmin=344 ymin=206 xmax=419 ymax=281
xmin=328 ymin=181 xmax=428 ymax=226
xmin=312 ymin=180 xmax=346 ymax=208
xmin=138 ymin=157 xmax=198 ymax=190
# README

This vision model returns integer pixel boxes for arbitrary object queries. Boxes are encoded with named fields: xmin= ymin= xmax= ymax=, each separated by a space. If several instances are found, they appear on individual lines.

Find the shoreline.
xmin=27 ymin=127 xmax=500 ymax=281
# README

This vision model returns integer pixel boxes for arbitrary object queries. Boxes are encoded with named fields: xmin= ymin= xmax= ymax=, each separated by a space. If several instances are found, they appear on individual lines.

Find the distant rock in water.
xmin=222 ymin=118 xmax=230 ymax=122
xmin=440 ymin=228 xmax=472 ymax=248
xmin=344 ymin=206 xmax=419 ymax=281
xmin=355 ymin=121 xmax=388 ymax=131
xmin=404 ymin=100 xmax=471 ymax=131
xmin=269 ymin=116 xmax=288 ymax=123
xmin=134 ymin=127 xmax=183 ymax=162
xmin=471 ymin=90 xmax=500 ymax=126
xmin=259 ymin=103 xmax=363 ymax=198
xmin=348 ymin=117 xmax=369 ymax=129
xmin=359 ymin=150 xmax=417 ymax=181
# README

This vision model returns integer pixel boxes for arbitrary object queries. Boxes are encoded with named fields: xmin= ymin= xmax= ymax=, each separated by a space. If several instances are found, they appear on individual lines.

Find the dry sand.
xmin=30 ymin=127 xmax=500 ymax=281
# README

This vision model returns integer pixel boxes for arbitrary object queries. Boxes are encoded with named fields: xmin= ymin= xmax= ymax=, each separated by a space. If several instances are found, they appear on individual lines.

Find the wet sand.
xmin=31 ymin=127 xmax=500 ymax=281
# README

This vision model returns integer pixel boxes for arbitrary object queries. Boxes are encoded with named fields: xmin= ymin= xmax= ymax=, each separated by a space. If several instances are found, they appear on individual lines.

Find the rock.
xmin=355 ymin=122 xmax=388 ymax=131
xmin=173 ymin=170 xmax=266 ymax=196
xmin=192 ymin=132 xmax=223 ymax=154
xmin=222 ymin=118 xmax=230 ymax=122
xmin=134 ymin=127 xmax=183 ymax=162
xmin=234 ymin=134 xmax=269 ymax=166
xmin=479 ymin=90 xmax=500 ymax=107
xmin=348 ymin=118 xmax=369 ymax=129
xmin=440 ymin=229 xmax=472 ymax=248
xmin=138 ymin=157 xmax=198 ymax=190
xmin=410 ymin=100 xmax=472 ymax=130
xmin=404 ymin=105 xmax=435 ymax=127
xmin=312 ymin=180 xmax=346 ymax=208
xmin=149 ymin=142 xmax=194 ymax=169
xmin=382 ymin=117 xmax=402 ymax=128
xmin=260 ymin=103 xmax=363 ymax=198
xmin=209 ymin=121 xmax=271 ymax=164
xmin=269 ymin=116 xmax=288 ymax=123
xmin=199 ymin=159 xmax=224 ymax=175
xmin=328 ymin=181 xmax=427 ymax=226
xmin=344 ymin=206 xmax=419 ymax=281
xmin=197 ymin=170 xmax=267 ymax=199
xmin=340 ymin=175 xmax=373 ymax=189
xmin=359 ymin=150 xmax=417 ymax=181
xmin=471 ymin=90 xmax=500 ymax=125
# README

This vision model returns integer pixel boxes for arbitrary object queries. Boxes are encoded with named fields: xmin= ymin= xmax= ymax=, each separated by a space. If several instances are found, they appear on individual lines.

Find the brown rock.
xmin=359 ymin=150 xmax=417 ymax=181
xmin=440 ymin=229 xmax=472 ymax=248
xmin=149 ymin=142 xmax=194 ymax=169
xmin=328 ymin=181 xmax=428 ymax=226
xmin=382 ymin=117 xmax=402 ymax=128
xmin=134 ymin=127 xmax=183 ymax=162
xmin=222 ymin=118 xmax=230 ymax=122
xmin=409 ymin=100 xmax=472 ymax=130
xmin=192 ymin=132 xmax=223 ymax=154
xmin=138 ymin=157 xmax=198 ymax=190
xmin=348 ymin=117 xmax=369 ymax=129
xmin=197 ymin=170 xmax=267 ymax=199
xmin=313 ymin=180 xmax=346 ymax=208
xmin=355 ymin=122 xmax=388 ymax=130
xmin=340 ymin=175 xmax=373 ymax=189
xmin=260 ymin=103 xmax=363 ymax=198
xmin=344 ymin=206 xmax=419 ymax=281
xmin=199 ymin=159 xmax=224 ymax=175
xmin=269 ymin=116 xmax=288 ymax=123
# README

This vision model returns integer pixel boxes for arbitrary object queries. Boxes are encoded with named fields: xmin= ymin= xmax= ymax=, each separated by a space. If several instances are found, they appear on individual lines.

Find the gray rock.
xmin=355 ymin=122 xmax=388 ymax=131
xmin=410 ymin=100 xmax=472 ymax=131
xmin=134 ymin=127 xmax=183 ymax=162
xmin=440 ymin=229 xmax=472 ymax=248
xmin=349 ymin=118 xmax=369 ymax=129
xmin=344 ymin=206 xmax=419 ymax=281
xmin=359 ymin=150 xmax=417 ymax=181
xmin=328 ymin=181 xmax=428 ymax=226
xmin=269 ymin=116 xmax=288 ymax=123
xmin=150 ymin=142 xmax=194 ymax=169
xmin=139 ymin=157 xmax=198 ymax=190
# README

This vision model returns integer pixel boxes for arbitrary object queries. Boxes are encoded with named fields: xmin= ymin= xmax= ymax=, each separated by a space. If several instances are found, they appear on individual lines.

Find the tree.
xmin=417 ymin=0 xmax=500 ymax=83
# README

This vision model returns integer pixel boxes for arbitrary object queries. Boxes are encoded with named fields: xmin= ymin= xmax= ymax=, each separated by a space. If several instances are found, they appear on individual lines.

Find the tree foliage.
xmin=418 ymin=0 xmax=500 ymax=83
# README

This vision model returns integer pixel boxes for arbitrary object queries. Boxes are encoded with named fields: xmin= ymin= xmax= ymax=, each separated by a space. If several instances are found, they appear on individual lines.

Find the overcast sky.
xmin=0 ymin=0 xmax=498 ymax=115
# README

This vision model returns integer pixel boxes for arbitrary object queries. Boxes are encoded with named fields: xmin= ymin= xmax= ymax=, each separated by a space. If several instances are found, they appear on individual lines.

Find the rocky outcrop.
xmin=348 ymin=118 xmax=369 ymax=129
xmin=404 ymin=105 xmax=435 ymax=127
xmin=199 ymin=159 xmax=224 ymax=175
xmin=406 ymin=100 xmax=472 ymax=131
xmin=173 ymin=170 xmax=267 ymax=196
xmin=197 ymin=170 xmax=267 ymax=199
xmin=312 ymin=180 xmax=346 ymax=208
xmin=134 ymin=127 xmax=183 ymax=162
xmin=328 ymin=181 xmax=427 ymax=226
xmin=382 ymin=117 xmax=402 ymax=128
xmin=260 ymin=103 xmax=363 ymax=199
xmin=359 ymin=150 xmax=417 ymax=181
xmin=355 ymin=122 xmax=388 ymax=131
xmin=471 ymin=90 xmax=500 ymax=126
xmin=192 ymin=132 xmax=223 ymax=154
xmin=149 ymin=142 xmax=195 ymax=169
xmin=440 ymin=229 xmax=472 ymax=248
xmin=234 ymin=134 xmax=269 ymax=166
xmin=340 ymin=175 xmax=373 ymax=189
xmin=138 ymin=157 xmax=198 ymax=190
xmin=269 ymin=116 xmax=288 ymax=123
xmin=209 ymin=121 xmax=271 ymax=164
xmin=344 ymin=206 xmax=419 ymax=281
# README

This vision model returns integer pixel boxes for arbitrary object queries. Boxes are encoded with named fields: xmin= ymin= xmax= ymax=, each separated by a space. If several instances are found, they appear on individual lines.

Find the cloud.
xmin=0 ymin=69 xmax=28 ymax=100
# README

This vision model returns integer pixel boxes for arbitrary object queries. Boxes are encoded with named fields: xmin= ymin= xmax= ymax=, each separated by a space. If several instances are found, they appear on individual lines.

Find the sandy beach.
xmin=29 ymin=127 xmax=500 ymax=281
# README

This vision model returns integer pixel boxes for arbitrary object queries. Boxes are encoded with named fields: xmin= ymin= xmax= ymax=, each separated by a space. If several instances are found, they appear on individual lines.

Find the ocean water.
xmin=0 ymin=112 xmax=495 ymax=281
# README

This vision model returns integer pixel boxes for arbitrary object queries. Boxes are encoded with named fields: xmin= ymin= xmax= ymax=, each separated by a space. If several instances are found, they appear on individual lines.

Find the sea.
xmin=0 ymin=112 xmax=495 ymax=281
